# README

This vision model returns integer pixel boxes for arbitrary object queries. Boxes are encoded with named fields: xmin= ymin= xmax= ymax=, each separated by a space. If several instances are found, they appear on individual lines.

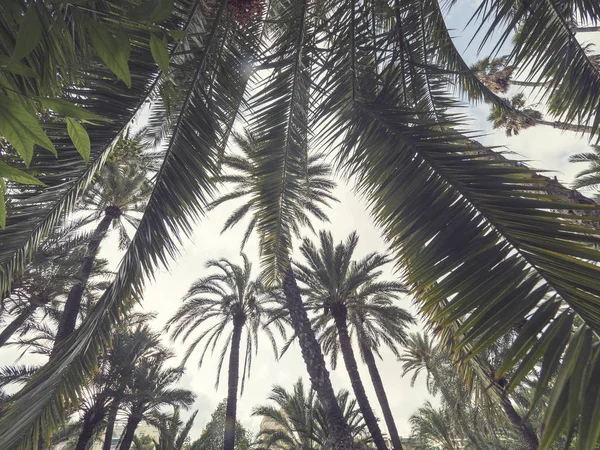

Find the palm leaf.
xmin=0 ymin=0 xmax=259 ymax=447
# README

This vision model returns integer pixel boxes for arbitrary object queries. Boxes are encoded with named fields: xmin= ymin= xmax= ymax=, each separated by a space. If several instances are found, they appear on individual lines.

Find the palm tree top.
xmin=295 ymin=231 xmax=394 ymax=306
xmin=166 ymin=253 xmax=277 ymax=390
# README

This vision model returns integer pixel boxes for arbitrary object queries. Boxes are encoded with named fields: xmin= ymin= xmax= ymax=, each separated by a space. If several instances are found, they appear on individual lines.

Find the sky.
xmin=1 ymin=0 xmax=600 ymax=445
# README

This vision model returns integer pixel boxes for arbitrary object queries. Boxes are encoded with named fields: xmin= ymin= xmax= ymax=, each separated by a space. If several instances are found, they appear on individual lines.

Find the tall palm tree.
xmin=253 ymin=378 xmax=372 ymax=450
xmin=207 ymin=129 xmax=352 ymax=448
xmin=71 ymin=318 xmax=162 ymax=450
xmin=52 ymin=159 xmax=152 ymax=354
xmin=488 ymin=94 xmax=594 ymax=136
xmin=118 ymin=350 xmax=195 ymax=450
xmin=166 ymin=254 xmax=276 ymax=450
xmin=3 ymin=1 xmax=600 ymax=449
xmin=295 ymin=230 xmax=402 ymax=450
xmin=315 ymin=291 xmax=414 ymax=450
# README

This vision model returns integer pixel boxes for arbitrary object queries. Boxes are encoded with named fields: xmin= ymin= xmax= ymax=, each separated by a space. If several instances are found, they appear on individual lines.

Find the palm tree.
xmin=207 ymin=129 xmax=352 ymax=448
xmin=295 ymin=230 xmax=403 ymax=450
xmin=253 ymin=378 xmax=372 ymax=450
xmin=401 ymin=333 xmax=538 ymax=450
xmin=52 ymin=159 xmax=152 ymax=354
xmin=118 ymin=350 xmax=196 ymax=450
xmin=209 ymin=131 xmax=337 ymax=251
xmin=471 ymin=56 xmax=545 ymax=93
xmin=3 ymin=1 xmax=600 ymax=448
xmin=153 ymin=407 xmax=199 ymax=450
xmin=166 ymin=254 xmax=276 ymax=450
xmin=488 ymin=94 xmax=594 ymax=136
xmin=569 ymin=146 xmax=600 ymax=191
xmin=71 ymin=318 xmax=162 ymax=450
xmin=409 ymin=402 xmax=459 ymax=450
xmin=315 ymin=291 xmax=414 ymax=450
xmin=0 ymin=223 xmax=104 ymax=348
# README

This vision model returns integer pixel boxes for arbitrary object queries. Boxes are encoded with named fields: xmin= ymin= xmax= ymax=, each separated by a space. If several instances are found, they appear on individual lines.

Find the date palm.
xmin=118 ymin=350 xmax=196 ymax=450
xmin=52 ymin=158 xmax=152 ymax=354
xmin=208 ymin=129 xmax=352 ymax=448
xmin=489 ymin=94 xmax=594 ymax=136
xmin=315 ymin=290 xmax=414 ymax=450
xmin=166 ymin=254 xmax=277 ymax=450
xmin=3 ymin=0 xmax=600 ymax=448
xmin=0 ymin=223 xmax=101 ymax=348
xmin=471 ymin=56 xmax=544 ymax=93
xmin=295 ymin=230 xmax=400 ymax=450
xmin=253 ymin=378 xmax=372 ymax=450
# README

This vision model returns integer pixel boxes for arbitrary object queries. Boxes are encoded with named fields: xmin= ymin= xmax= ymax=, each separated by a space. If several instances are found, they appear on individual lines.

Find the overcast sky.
xmin=1 ymin=0 xmax=599 ymax=444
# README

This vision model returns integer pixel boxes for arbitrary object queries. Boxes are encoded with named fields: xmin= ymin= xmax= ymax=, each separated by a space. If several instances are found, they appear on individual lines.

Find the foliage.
xmin=166 ymin=254 xmax=277 ymax=389
xmin=252 ymin=379 xmax=372 ymax=450
xmin=191 ymin=400 xmax=251 ymax=450
xmin=1 ymin=0 xmax=600 ymax=448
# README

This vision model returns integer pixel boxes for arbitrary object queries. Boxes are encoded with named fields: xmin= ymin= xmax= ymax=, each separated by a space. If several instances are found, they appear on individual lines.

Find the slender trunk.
xmin=537 ymin=119 xmax=594 ymax=134
xmin=75 ymin=399 xmax=107 ymax=450
xmin=52 ymin=206 xmax=121 ymax=356
xmin=511 ymin=80 xmax=546 ymax=88
xmin=102 ymin=393 xmax=123 ymax=450
xmin=360 ymin=342 xmax=403 ymax=450
xmin=118 ymin=412 xmax=142 ymax=450
xmin=223 ymin=315 xmax=244 ymax=450
xmin=501 ymin=397 xmax=539 ymax=450
xmin=0 ymin=304 xmax=38 ymax=347
xmin=331 ymin=306 xmax=387 ymax=450
xmin=575 ymin=26 xmax=600 ymax=32
xmin=282 ymin=266 xmax=354 ymax=450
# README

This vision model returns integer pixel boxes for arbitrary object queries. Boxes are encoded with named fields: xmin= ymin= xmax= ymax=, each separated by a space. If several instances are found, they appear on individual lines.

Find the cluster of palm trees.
xmin=1 ymin=0 xmax=600 ymax=449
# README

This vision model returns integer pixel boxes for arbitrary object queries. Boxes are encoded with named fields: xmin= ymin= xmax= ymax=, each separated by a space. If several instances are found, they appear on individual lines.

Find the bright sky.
xmin=1 ymin=0 xmax=599 ymax=444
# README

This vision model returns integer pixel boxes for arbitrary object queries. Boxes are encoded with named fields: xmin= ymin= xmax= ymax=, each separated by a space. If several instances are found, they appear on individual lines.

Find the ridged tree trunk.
xmin=510 ymin=80 xmax=546 ymax=88
xmin=0 ymin=296 xmax=48 ymax=347
xmin=575 ymin=26 xmax=600 ymax=32
xmin=283 ymin=266 xmax=354 ymax=450
xmin=330 ymin=305 xmax=387 ymax=450
xmin=52 ymin=206 xmax=121 ymax=356
xmin=102 ymin=392 xmax=124 ymax=450
xmin=501 ymin=394 xmax=539 ymax=450
xmin=536 ymin=119 xmax=593 ymax=134
xmin=74 ymin=398 xmax=107 ymax=450
xmin=360 ymin=341 xmax=403 ymax=450
xmin=223 ymin=314 xmax=245 ymax=450
xmin=118 ymin=411 xmax=142 ymax=450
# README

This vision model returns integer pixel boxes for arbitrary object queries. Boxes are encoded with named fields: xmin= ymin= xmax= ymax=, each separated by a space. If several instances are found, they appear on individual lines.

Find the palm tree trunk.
xmin=0 ymin=303 xmax=38 ymax=347
xmin=52 ymin=206 xmax=121 ymax=356
xmin=223 ymin=315 xmax=244 ymax=450
xmin=575 ymin=26 xmax=600 ymax=32
xmin=75 ymin=399 xmax=106 ymax=450
xmin=118 ymin=412 xmax=142 ymax=450
xmin=331 ymin=306 xmax=388 ymax=450
xmin=360 ymin=342 xmax=403 ymax=450
xmin=102 ymin=394 xmax=123 ymax=450
xmin=511 ymin=80 xmax=546 ymax=88
xmin=282 ymin=266 xmax=354 ymax=450
xmin=501 ymin=396 xmax=539 ymax=450
xmin=536 ymin=119 xmax=594 ymax=134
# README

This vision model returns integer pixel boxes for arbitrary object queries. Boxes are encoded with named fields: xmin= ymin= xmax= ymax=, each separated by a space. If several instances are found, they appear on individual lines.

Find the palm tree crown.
xmin=209 ymin=131 xmax=337 ymax=263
